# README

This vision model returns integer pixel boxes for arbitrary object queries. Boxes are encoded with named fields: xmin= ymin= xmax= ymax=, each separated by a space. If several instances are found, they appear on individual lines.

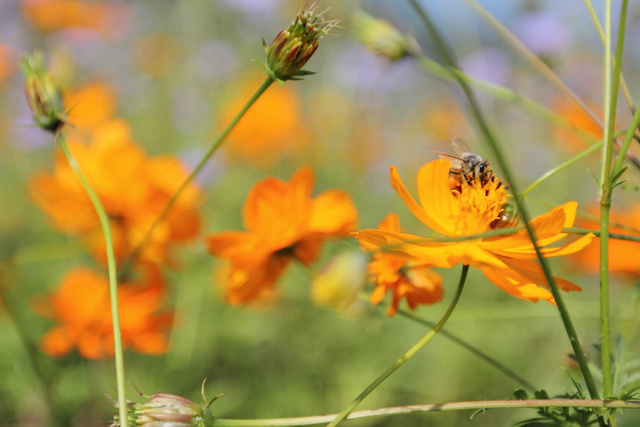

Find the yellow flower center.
xmin=451 ymin=174 xmax=508 ymax=236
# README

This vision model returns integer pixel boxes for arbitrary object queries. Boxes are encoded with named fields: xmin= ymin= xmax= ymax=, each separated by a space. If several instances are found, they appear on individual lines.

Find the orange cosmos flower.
xmin=571 ymin=204 xmax=640 ymax=276
xmin=32 ymin=265 xmax=173 ymax=359
xmin=361 ymin=214 xmax=444 ymax=316
xmin=206 ymin=167 xmax=358 ymax=305
xmin=550 ymin=95 xmax=602 ymax=153
xmin=21 ymin=0 xmax=130 ymax=36
xmin=30 ymin=120 xmax=202 ymax=265
xmin=65 ymin=82 xmax=118 ymax=131
xmin=356 ymin=159 xmax=594 ymax=304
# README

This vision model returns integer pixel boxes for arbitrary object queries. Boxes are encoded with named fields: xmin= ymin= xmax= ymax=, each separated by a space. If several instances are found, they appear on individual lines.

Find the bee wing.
xmin=430 ymin=150 xmax=464 ymax=166
xmin=451 ymin=137 xmax=471 ymax=156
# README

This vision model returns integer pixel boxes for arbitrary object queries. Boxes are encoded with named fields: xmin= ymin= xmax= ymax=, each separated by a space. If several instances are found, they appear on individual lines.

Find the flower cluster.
xmin=206 ymin=167 xmax=357 ymax=305
xmin=356 ymin=159 xmax=594 ymax=304
xmin=30 ymin=119 xmax=202 ymax=267
xmin=32 ymin=265 xmax=172 ymax=359
xmin=361 ymin=214 xmax=444 ymax=316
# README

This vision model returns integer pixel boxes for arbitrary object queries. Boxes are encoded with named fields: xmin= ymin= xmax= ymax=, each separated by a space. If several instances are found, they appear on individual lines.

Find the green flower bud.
xmin=112 ymin=393 xmax=215 ymax=427
xmin=20 ymin=51 xmax=67 ymax=133
xmin=352 ymin=11 xmax=420 ymax=62
xmin=261 ymin=2 xmax=338 ymax=84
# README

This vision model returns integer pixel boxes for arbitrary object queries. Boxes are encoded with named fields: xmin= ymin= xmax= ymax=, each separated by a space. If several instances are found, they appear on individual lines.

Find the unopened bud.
xmin=112 ymin=393 xmax=214 ymax=426
xmin=261 ymin=2 xmax=338 ymax=84
xmin=352 ymin=11 xmax=420 ymax=61
xmin=20 ymin=51 xmax=67 ymax=133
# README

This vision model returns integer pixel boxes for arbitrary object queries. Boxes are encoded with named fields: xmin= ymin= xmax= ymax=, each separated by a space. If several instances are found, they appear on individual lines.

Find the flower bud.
xmin=352 ymin=11 xmax=420 ymax=62
xmin=311 ymin=251 xmax=367 ymax=314
xmin=262 ymin=2 xmax=338 ymax=83
xmin=112 ymin=393 xmax=213 ymax=426
xmin=20 ymin=51 xmax=67 ymax=133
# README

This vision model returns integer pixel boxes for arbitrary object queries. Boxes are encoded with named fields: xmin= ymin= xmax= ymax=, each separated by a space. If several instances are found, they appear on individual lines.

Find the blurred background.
xmin=1 ymin=0 xmax=640 ymax=425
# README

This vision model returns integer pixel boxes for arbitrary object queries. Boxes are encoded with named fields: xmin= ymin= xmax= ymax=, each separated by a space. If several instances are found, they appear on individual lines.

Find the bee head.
xmin=474 ymin=160 xmax=491 ymax=178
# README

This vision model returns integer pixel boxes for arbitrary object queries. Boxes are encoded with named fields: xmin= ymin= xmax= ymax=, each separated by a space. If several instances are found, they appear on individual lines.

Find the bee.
xmin=433 ymin=137 xmax=492 ymax=189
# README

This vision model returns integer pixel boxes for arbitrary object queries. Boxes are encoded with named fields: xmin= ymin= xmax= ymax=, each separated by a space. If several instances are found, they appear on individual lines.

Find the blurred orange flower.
xmin=21 ymin=0 xmax=130 ymax=36
xmin=32 ymin=265 xmax=173 ymax=359
xmin=0 ymin=43 xmax=16 ymax=83
xmin=206 ymin=167 xmax=358 ymax=305
xmin=571 ymin=204 xmax=640 ymax=276
xmin=30 ymin=120 xmax=202 ymax=265
xmin=219 ymin=81 xmax=309 ymax=167
xmin=550 ymin=95 xmax=602 ymax=152
xmin=356 ymin=159 xmax=594 ymax=304
xmin=65 ymin=82 xmax=118 ymax=131
xmin=362 ymin=214 xmax=443 ymax=316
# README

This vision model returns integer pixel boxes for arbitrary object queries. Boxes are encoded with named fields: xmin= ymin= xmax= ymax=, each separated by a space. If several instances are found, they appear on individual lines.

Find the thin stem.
xmin=397 ymin=309 xmax=536 ymax=391
xmin=599 ymin=0 xmax=628 ymax=400
xmin=521 ymin=129 xmax=627 ymax=199
xmin=613 ymin=105 xmax=640 ymax=177
xmin=407 ymin=0 xmax=601 ymax=401
xmin=55 ymin=134 xmax=128 ymax=426
xmin=325 ymin=265 xmax=469 ymax=427
xmin=212 ymin=399 xmax=640 ymax=426
xmin=564 ymin=228 xmax=640 ymax=243
xmin=119 ymin=76 xmax=275 ymax=276
xmin=413 ymin=55 xmax=598 ymax=144
xmin=461 ymin=0 xmax=640 ymax=171
xmin=583 ymin=0 xmax=636 ymax=115
xmin=521 ymin=140 xmax=603 ymax=199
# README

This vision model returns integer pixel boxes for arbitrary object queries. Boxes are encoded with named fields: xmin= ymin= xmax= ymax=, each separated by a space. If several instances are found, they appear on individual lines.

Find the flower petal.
xmin=355 ymin=229 xmax=454 ymax=268
xmin=487 ymin=233 xmax=595 ymax=259
xmin=416 ymin=159 xmax=458 ymax=234
xmin=482 ymin=202 xmax=578 ymax=251
xmin=308 ymin=189 xmax=357 ymax=234
xmin=205 ymin=231 xmax=257 ymax=259
xmin=481 ymin=267 xmax=556 ymax=304
xmin=390 ymin=165 xmax=452 ymax=235
xmin=497 ymin=256 xmax=582 ymax=292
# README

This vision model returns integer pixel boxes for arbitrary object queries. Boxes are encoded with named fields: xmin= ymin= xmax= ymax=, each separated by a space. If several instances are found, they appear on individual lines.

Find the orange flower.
xmin=571 ymin=204 xmax=640 ymax=276
xmin=356 ymin=159 xmax=594 ymax=304
xmin=206 ymin=167 xmax=358 ymax=305
xmin=32 ymin=265 xmax=173 ymax=359
xmin=30 ymin=120 xmax=202 ymax=265
xmin=219 ymin=80 xmax=308 ymax=167
xmin=550 ymin=95 xmax=602 ymax=153
xmin=362 ymin=214 xmax=443 ymax=316
xmin=65 ymin=82 xmax=118 ymax=131
xmin=21 ymin=0 xmax=130 ymax=36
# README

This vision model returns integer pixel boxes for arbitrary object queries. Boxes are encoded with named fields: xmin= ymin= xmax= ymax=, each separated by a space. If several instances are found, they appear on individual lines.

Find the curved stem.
xmin=397 ymin=309 xmax=536 ymax=391
xmin=119 ymin=76 xmax=275 ymax=276
xmin=211 ymin=399 xmax=640 ymax=426
xmin=55 ymin=134 xmax=128 ymax=426
xmin=325 ymin=265 xmax=469 ymax=427
xmin=406 ymin=0 xmax=600 ymax=402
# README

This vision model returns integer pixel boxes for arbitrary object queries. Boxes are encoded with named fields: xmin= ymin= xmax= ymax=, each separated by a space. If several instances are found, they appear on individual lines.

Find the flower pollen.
xmin=451 ymin=173 xmax=509 ymax=236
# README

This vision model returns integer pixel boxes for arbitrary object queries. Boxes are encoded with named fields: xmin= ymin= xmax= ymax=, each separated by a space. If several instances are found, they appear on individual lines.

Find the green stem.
xmin=325 ymin=265 xmax=469 ymax=427
xmin=211 ymin=399 xmax=640 ymax=426
xmin=397 ymin=309 xmax=536 ymax=391
xmin=407 ymin=0 xmax=601 ymax=401
xmin=521 ymin=129 xmax=627 ymax=199
xmin=582 ymin=0 xmax=636 ymax=115
xmin=119 ymin=76 xmax=275 ymax=276
xmin=564 ymin=228 xmax=640 ymax=243
xmin=413 ymin=55 xmax=598 ymax=144
xmin=461 ymin=0 xmax=640 ymax=172
xmin=613 ymin=107 xmax=640 ymax=177
xmin=600 ymin=0 xmax=628 ymax=400
xmin=54 ymin=134 xmax=128 ymax=426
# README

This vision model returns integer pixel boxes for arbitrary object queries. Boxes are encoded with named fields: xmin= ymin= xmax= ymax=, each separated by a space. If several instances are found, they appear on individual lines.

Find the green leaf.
xmin=514 ymin=389 xmax=529 ymax=400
